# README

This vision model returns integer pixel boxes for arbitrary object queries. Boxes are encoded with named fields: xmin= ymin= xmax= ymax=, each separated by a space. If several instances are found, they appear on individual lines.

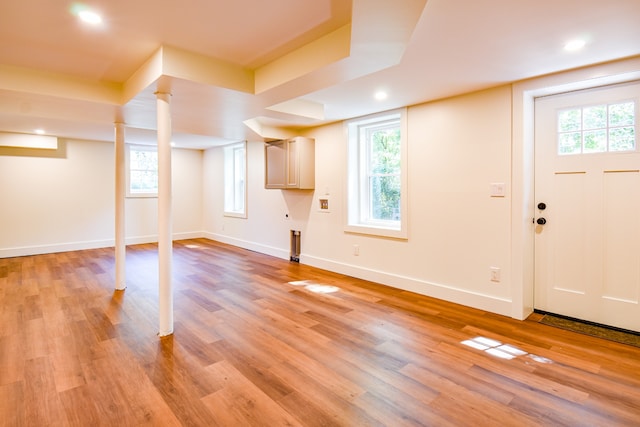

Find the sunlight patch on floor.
xmin=288 ymin=279 xmax=340 ymax=294
xmin=461 ymin=336 xmax=553 ymax=363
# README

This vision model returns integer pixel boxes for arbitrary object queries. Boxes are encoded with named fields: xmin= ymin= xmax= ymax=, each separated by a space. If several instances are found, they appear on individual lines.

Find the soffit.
xmin=0 ymin=0 xmax=640 ymax=148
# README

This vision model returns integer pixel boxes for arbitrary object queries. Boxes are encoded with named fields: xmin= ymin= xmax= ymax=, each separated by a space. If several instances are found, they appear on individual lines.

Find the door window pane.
xmin=559 ymin=132 xmax=582 ymax=155
xmin=583 ymin=105 xmax=607 ymax=130
xmin=584 ymin=129 xmax=607 ymax=153
xmin=557 ymin=101 xmax=636 ymax=155
xmin=609 ymin=102 xmax=634 ymax=127
xmin=558 ymin=109 xmax=581 ymax=132
xmin=609 ymin=127 xmax=636 ymax=151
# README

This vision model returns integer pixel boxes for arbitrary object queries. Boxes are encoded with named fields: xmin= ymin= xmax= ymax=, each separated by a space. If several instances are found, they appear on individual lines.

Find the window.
xmin=557 ymin=100 xmax=636 ymax=155
xmin=346 ymin=109 xmax=407 ymax=239
xmin=127 ymin=144 xmax=158 ymax=197
xmin=224 ymin=141 xmax=247 ymax=218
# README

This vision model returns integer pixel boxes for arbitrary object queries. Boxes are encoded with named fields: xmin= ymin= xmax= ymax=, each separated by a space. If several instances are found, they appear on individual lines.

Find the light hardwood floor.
xmin=1 ymin=238 xmax=639 ymax=426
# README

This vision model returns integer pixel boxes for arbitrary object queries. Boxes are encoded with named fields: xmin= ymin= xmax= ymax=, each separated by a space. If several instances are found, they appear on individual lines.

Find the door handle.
xmin=537 ymin=218 xmax=547 ymax=225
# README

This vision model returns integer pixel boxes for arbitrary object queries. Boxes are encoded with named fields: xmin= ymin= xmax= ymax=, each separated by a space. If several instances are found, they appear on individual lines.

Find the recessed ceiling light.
xmin=374 ymin=91 xmax=388 ymax=101
xmin=78 ymin=9 xmax=102 ymax=25
xmin=564 ymin=39 xmax=586 ymax=52
xmin=34 ymin=129 xmax=45 ymax=135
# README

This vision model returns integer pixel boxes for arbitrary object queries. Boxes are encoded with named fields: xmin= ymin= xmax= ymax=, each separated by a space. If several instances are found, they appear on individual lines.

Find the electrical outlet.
xmin=353 ymin=244 xmax=360 ymax=256
xmin=490 ymin=267 xmax=501 ymax=282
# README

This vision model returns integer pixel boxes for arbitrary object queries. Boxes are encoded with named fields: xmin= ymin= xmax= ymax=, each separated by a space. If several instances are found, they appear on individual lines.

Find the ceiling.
xmin=1 ymin=0 xmax=640 ymax=149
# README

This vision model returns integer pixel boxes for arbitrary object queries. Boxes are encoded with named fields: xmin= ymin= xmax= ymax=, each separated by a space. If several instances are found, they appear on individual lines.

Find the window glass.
xmin=224 ymin=142 xmax=247 ymax=218
xmin=127 ymin=144 xmax=158 ymax=196
xmin=558 ymin=109 xmax=581 ymax=132
xmin=609 ymin=126 xmax=635 ymax=151
xmin=346 ymin=110 xmax=407 ymax=239
xmin=557 ymin=101 xmax=636 ymax=155
xmin=368 ymin=124 xmax=401 ymax=222
xmin=609 ymin=101 xmax=634 ymax=127
xmin=583 ymin=105 xmax=606 ymax=130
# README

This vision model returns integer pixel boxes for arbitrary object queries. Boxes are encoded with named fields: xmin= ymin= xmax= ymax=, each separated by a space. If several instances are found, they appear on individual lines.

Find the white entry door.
xmin=534 ymin=82 xmax=640 ymax=332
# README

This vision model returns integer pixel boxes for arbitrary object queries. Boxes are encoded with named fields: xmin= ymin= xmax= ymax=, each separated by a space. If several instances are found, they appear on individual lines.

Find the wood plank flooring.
xmin=1 ymin=238 xmax=640 ymax=426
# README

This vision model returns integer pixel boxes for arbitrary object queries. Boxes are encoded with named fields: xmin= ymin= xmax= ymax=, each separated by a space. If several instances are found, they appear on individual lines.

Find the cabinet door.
xmin=265 ymin=141 xmax=286 ymax=188
xmin=286 ymin=138 xmax=299 ymax=187
xmin=292 ymin=137 xmax=315 ymax=189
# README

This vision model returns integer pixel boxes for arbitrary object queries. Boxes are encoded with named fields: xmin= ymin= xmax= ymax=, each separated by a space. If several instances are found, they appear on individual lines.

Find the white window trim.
xmin=126 ymin=144 xmax=158 ymax=198
xmin=223 ymin=141 xmax=247 ymax=218
xmin=345 ymin=108 xmax=408 ymax=239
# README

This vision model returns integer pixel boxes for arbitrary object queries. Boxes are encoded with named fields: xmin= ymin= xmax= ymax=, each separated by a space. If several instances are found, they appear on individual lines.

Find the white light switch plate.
xmin=490 ymin=182 xmax=506 ymax=197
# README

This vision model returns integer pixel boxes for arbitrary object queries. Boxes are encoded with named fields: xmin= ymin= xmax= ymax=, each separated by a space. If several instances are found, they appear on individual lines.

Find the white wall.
xmin=308 ymin=86 xmax=513 ymax=314
xmin=203 ymin=85 xmax=515 ymax=316
xmin=126 ymin=147 xmax=204 ymax=243
xmin=0 ymin=139 xmax=203 ymax=257
xmin=203 ymin=141 xmax=311 ymax=258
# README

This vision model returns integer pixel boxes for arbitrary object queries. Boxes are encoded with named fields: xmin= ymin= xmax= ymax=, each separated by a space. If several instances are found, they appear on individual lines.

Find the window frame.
xmin=345 ymin=109 xmax=408 ymax=239
xmin=126 ymin=144 xmax=158 ymax=198
xmin=223 ymin=141 xmax=247 ymax=218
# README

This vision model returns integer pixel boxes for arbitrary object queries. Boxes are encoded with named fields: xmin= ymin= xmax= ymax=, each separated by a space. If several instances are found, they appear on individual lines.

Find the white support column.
xmin=156 ymin=91 xmax=173 ymax=337
xmin=114 ymin=122 xmax=126 ymax=290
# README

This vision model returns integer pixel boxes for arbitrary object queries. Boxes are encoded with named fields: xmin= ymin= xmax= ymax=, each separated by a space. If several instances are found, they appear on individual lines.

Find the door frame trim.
xmin=510 ymin=56 xmax=640 ymax=320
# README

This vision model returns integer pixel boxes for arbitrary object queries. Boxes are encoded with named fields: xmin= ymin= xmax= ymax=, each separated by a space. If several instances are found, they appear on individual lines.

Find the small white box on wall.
xmin=490 ymin=182 xmax=506 ymax=197
xmin=318 ymin=197 xmax=330 ymax=213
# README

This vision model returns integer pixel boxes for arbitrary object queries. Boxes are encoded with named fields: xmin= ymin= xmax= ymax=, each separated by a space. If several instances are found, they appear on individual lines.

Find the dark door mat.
xmin=539 ymin=313 xmax=640 ymax=348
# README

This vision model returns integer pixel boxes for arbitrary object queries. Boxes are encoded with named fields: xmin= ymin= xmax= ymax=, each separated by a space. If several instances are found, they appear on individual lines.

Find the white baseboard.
xmin=201 ymin=234 xmax=513 ymax=317
xmin=302 ymin=254 xmax=513 ymax=318
xmin=0 ymin=231 xmax=207 ymax=258
xmin=202 ymin=232 xmax=290 ymax=260
xmin=0 ymin=239 xmax=115 ymax=258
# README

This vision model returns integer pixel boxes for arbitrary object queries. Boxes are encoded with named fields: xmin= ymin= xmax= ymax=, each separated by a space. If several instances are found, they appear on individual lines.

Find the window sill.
xmin=126 ymin=193 xmax=158 ymax=198
xmin=344 ymin=223 xmax=407 ymax=240
xmin=223 ymin=211 xmax=247 ymax=219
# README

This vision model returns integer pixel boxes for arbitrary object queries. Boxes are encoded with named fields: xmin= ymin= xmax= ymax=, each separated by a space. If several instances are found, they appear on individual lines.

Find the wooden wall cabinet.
xmin=265 ymin=137 xmax=315 ymax=189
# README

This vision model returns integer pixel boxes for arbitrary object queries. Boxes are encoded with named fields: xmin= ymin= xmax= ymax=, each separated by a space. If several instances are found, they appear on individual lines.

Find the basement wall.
xmin=0 ymin=140 xmax=203 ymax=257
xmin=204 ymin=85 xmax=514 ymax=316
